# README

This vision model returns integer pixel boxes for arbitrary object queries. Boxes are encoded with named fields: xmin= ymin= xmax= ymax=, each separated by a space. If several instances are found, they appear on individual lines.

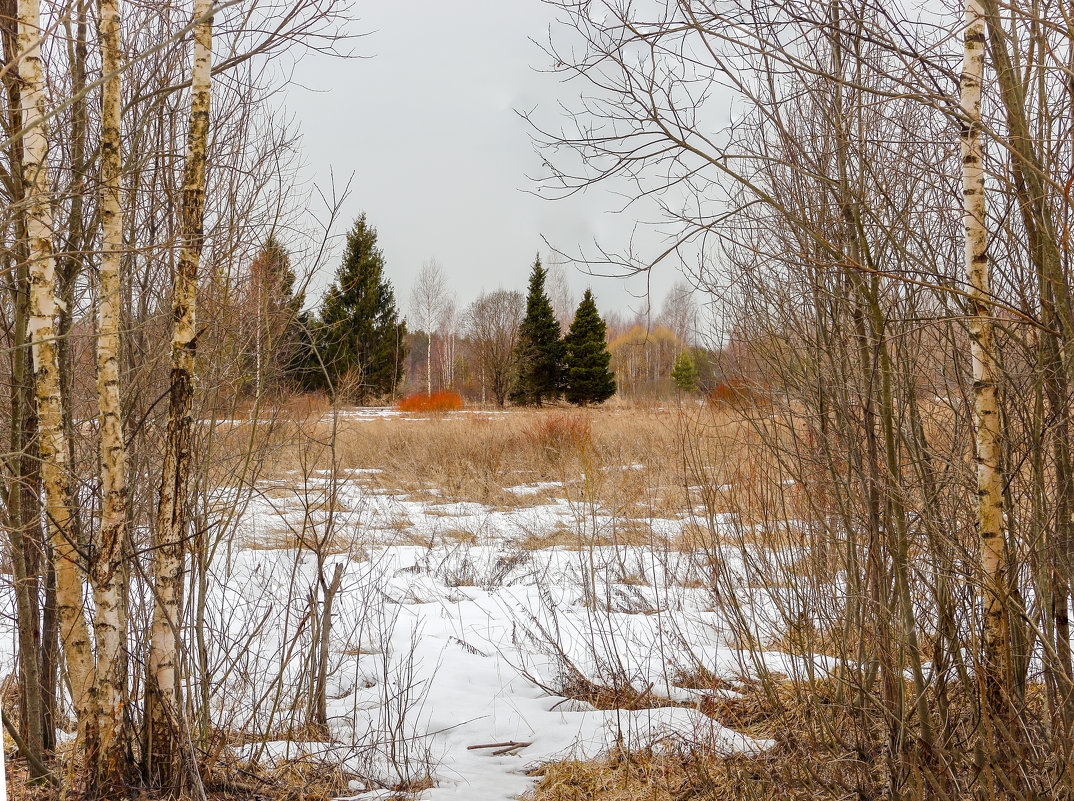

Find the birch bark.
xmin=961 ymin=0 xmax=1010 ymax=726
xmin=94 ymin=0 xmax=129 ymax=781
xmin=146 ymin=0 xmax=212 ymax=784
xmin=18 ymin=0 xmax=96 ymax=749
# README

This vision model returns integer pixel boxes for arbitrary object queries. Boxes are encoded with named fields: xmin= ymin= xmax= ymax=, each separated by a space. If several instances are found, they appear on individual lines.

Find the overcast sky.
xmin=284 ymin=0 xmax=686 ymax=322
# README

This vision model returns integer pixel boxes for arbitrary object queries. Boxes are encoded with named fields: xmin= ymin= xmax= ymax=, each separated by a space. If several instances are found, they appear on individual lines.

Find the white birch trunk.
xmin=94 ymin=0 xmax=128 ymax=780
xmin=146 ymin=0 xmax=212 ymax=784
xmin=427 ymin=331 xmax=433 ymax=395
xmin=962 ymin=0 xmax=1010 ymax=720
xmin=18 ymin=0 xmax=97 ymax=749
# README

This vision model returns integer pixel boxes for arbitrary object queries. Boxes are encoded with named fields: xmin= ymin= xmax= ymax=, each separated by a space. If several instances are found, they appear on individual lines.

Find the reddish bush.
xmin=396 ymin=390 xmax=465 ymax=413
xmin=706 ymin=378 xmax=763 ymax=408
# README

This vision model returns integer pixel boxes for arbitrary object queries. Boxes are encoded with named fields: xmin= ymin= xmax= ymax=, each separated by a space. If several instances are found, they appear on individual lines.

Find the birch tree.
xmin=0 ymin=0 xmax=46 ymax=772
xmin=93 ymin=0 xmax=129 ymax=781
xmin=146 ymin=0 xmax=213 ymax=784
xmin=18 ymin=0 xmax=96 ymax=754
xmin=437 ymin=294 xmax=458 ymax=389
xmin=961 ymin=0 xmax=1010 ymax=740
xmin=545 ymin=254 xmax=574 ymax=334
xmin=411 ymin=258 xmax=447 ymax=395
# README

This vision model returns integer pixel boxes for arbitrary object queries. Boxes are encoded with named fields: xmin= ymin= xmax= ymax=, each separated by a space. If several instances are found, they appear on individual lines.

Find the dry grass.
xmin=3 ymin=737 xmax=366 ymax=801
xmin=525 ymin=743 xmax=851 ymax=801
xmin=523 ymin=679 xmax=874 ymax=801
xmin=207 ymin=401 xmax=814 ymax=558
xmin=204 ymin=400 xmax=854 ymax=801
xmin=241 ymin=526 xmax=364 ymax=554
xmin=516 ymin=524 xmax=586 ymax=550
xmin=212 ymin=403 xmax=737 ymax=518
xmin=526 ymin=675 xmax=1066 ymax=801
xmin=526 ymin=750 xmax=682 ymax=801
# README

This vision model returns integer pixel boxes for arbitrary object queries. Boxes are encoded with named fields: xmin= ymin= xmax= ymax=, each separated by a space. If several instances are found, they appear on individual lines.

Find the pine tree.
xmin=671 ymin=350 xmax=699 ymax=393
xmin=563 ymin=289 xmax=616 ymax=405
xmin=510 ymin=254 xmax=565 ymax=406
xmin=310 ymin=214 xmax=407 ymax=398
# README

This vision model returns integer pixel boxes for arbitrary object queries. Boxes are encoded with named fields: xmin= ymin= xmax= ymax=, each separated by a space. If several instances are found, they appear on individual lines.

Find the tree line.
xmin=262 ymin=216 xmax=625 ymax=406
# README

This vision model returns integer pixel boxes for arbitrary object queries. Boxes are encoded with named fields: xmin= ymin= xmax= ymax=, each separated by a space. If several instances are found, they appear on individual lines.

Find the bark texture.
xmin=94 ymin=0 xmax=129 ymax=783
xmin=18 ymin=0 xmax=97 ymax=750
xmin=961 ymin=0 xmax=1011 ymax=728
xmin=145 ymin=0 xmax=212 ymax=786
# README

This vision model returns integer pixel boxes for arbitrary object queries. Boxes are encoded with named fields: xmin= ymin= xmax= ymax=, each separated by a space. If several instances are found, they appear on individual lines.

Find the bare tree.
xmin=545 ymin=252 xmax=574 ymax=334
xmin=659 ymin=280 xmax=697 ymax=350
xmin=437 ymin=293 xmax=458 ymax=389
xmin=465 ymin=289 xmax=524 ymax=406
xmin=961 ymin=0 xmax=1010 ymax=750
xmin=18 ymin=0 xmax=96 ymax=758
xmin=92 ymin=0 xmax=130 ymax=782
xmin=530 ymin=0 xmax=1073 ymax=793
xmin=411 ymin=258 xmax=448 ymax=395
xmin=0 ymin=0 xmax=355 ymax=790
xmin=147 ymin=0 xmax=213 ymax=784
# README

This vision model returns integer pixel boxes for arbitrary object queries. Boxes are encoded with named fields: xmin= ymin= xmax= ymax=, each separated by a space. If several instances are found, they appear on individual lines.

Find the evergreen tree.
xmin=307 ymin=214 xmax=407 ymax=398
xmin=254 ymin=236 xmax=303 ymax=311
xmin=510 ymin=254 xmax=565 ymax=406
xmin=563 ymin=289 xmax=616 ymax=405
xmin=249 ymin=237 xmax=307 ymax=393
xmin=671 ymin=349 xmax=699 ymax=393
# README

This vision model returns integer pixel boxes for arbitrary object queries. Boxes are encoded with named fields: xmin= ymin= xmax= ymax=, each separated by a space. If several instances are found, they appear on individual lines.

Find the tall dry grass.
xmin=209 ymin=399 xmax=814 ymax=553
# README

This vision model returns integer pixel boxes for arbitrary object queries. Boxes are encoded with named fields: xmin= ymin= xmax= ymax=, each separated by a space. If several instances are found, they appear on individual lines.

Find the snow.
xmin=319 ymin=408 xmax=516 ymax=425
xmin=219 ymin=542 xmax=774 ymax=799
xmin=0 ymin=451 xmax=789 ymax=801
xmin=212 ymin=473 xmax=785 ymax=799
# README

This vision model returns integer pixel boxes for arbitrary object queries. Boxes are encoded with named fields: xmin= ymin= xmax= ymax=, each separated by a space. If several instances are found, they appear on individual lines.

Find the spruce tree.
xmin=510 ymin=254 xmax=565 ymax=406
xmin=671 ymin=350 xmax=699 ymax=393
xmin=310 ymin=214 xmax=407 ymax=398
xmin=248 ymin=237 xmax=307 ymax=393
xmin=563 ymin=289 xmax=616 ymax=405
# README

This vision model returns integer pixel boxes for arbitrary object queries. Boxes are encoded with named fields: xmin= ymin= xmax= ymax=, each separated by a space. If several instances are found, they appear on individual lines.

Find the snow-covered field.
xmin=2 ymin=408 xmax=802 ymax=800
xmin=210 ymin=444 xmax=802 ymax=799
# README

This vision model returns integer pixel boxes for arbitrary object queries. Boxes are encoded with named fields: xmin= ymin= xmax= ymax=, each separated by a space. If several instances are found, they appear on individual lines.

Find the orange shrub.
xmin=396 ymin=390 xmax=465 ymax=413
xmin=706 ymin=378 xmax=763 ymax=408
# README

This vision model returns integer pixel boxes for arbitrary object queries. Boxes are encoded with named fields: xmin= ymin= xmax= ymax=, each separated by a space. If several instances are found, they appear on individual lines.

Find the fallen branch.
xmin=492 ymin=742 xmax=532 ymax=756
xmin=467 ymin=740 xmax=534 ymax=756
xmin=1 ymin=708 xmax=57 ymax=785
xmin=468 ymin=741 xmax=519 ymax=750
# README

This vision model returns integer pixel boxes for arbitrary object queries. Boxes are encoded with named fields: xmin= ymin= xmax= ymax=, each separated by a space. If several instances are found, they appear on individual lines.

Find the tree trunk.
xmin=962 ymin=0 xmax=1011 ymax=753
xmin=314 ymin=563 xmax=344 ymax=729
xmin=979 ymin=0 xmax=1074 ymax=730
xmin=0 ymin=0 xmax=48 ymax=768
xmin=94 ymin=0 xmax=130 ymax=782
xmin=1 ymin=81 xmax=45 ymax=785
xmin=426 ymin=332 xmax=433 ymax=396
xmin=146 ymin=0 xmax=212 ymax=786
xmin=18 ymin=0 xmax=96 ymax=752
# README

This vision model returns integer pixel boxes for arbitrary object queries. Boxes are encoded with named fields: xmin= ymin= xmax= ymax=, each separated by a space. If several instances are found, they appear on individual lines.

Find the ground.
xmin=2 ymin=402 xmax=809 ymax=800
